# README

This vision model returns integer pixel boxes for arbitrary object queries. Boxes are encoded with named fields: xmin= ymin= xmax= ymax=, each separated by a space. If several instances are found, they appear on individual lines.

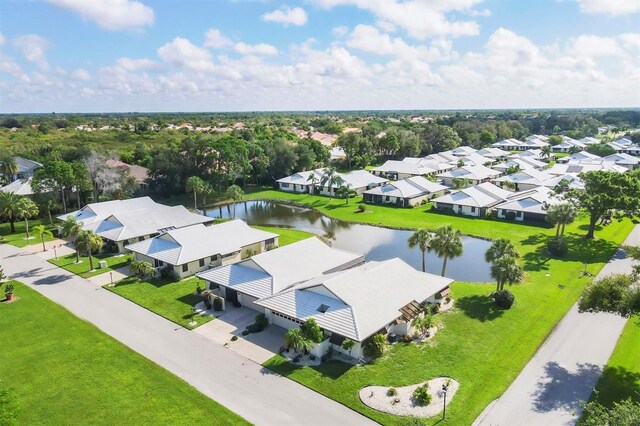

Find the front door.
xmin=225 ymin=288 xmax=238 ymax=304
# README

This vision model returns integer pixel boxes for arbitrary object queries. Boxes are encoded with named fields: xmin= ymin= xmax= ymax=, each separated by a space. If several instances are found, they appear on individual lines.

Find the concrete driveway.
xmin=194 ymin=305 xmax=285 ymax=364
xmin=86 ymin=265 xmax=131 ymax=287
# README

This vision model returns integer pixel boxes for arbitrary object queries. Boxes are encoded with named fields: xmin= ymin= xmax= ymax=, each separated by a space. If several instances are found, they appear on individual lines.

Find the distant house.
xmin=476 ymin=147 xmax=511 ymax=160
xmin=256 ymin=258 xmax=453 ymax=359
xmin=578 ymin=137 xmax=600 ymax=145
xmin=607 ymin=138 xmax=640 ymax=156
xmin=556 ymin=151 xmax=601 ymax=164
xmin=431 ymin=182 xmax=511 ymax=217
xmin=453 ymin=153 xmax=494 ymax=167
xmin=363 ymin=176 xmax=447 ymax=207
xmin=546 ymin=162 xmax=627 ymax=176
xmin=125 ymin=220 xmax=278 ymax=279
xmin=511 ymin=149 xmax=552 ymax=162
xmin=105 ymin=159 xmax=150 ymax=189
xmin=423 ymin=152 xmax=459 ymax=164
xmin=449 ymin=146 xmax=477 ymax=157
xmin=492 ymin=136 xmax=549 ymax=151
xmin=1 ymin=157 xmax=42 ymax=183
xmin=551 ymin=137 xmax=586 ymax=153
xmin=492 ymin=157 xmax=547 ymax=173
xmin=403 ymin=157 xmax=456 ymax=173
xmin=277 ymin=169 xmax=387 ymax=196
xmin=0 ymin=178 xmax=36 ymax=196
xmin=540 ymin=174 xmax=585 ymax=191
xmin=58 ymin=197 xmax=214 ymax=252
xmin=371 ymin=160 xmax=436 ymax=180
xmin=601 ymin=153 xmax=639 ymax=170
xmin=197 ymin=237 xmax=364 ymax=312
xmin=493 ymin=169 xmax=554 ymax=192
xmin=436 ymin=165 xmax=501 ymax=187
xmin=495 ymin=187 xmax=562 ymax=222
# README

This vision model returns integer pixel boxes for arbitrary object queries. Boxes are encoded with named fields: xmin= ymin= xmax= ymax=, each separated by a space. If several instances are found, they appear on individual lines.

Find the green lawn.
xmin=0 ymin=218 xmax=57 ymax=248
xmin=0 ymin=281 xmax=247 ymax=425
xmin=49 ymin=252 xmax=132 ymax=278
xmin=104 ymin=225 xmax=314 ymax=330
xmin=590 ymin=316 xmax=640 ymax=407
xmin=248 ymin=188 xmax=635 ymax=425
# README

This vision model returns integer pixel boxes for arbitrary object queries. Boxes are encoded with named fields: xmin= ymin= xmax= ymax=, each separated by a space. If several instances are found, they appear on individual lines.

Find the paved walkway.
xmin=474 ymin=225 xmax=640 ymax=426
xmin=86 ymin=264 xmax=131 ymax=286
xmin=0 ymin=244 xmax=373 ymax=426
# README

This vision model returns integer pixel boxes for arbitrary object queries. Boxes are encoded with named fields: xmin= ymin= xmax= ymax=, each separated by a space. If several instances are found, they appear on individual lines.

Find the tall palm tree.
xmin=186 ymin=176 xmax=205 ymax=210
xmin=408 ymin=229 xmax=433 ymax=273
xmin=485 ymin=238 xmax=520 ymax=263
xmin=0 ymin=157 xmax=19 ymax=183
xmin=541 ymin=145 xmax=552 ymax=161
xmin=0 ymin=192 xmax=23 ymax=233
xmin=225 ymin=184 xmax=244 ymax=218
xmin=546 ymin=203 xmax=578 ymax=237
xmin=306 ymin=173 xmax=320 ymax=195
xmin=61 ymin=216 xmax=84 ymax=263
xmin=335 ymin=182 xmax=356 ymax=204
xmin=320 ymin=167 xmax=343 ymax=200
xmin=34 ymin=224 xmax=53 ymax=252
xmin=432 ymin=225 xmax=464 ymax=277
xmin=16 ymin=198 xmax=39 ymax=239
xmin=490 ymin=255 xmax=524 ymax=292
xmin=74 ymin=230 xmax=104 ymax=271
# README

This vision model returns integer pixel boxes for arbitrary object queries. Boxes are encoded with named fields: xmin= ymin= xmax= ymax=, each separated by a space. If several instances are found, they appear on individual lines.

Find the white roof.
xmin=197 ymin=237 xmax=364 ymax=299
xmin=557 ymin=151 xmax=600 ymax=163
xmin=495 ymin=187 xmax=562 ymax=215
xmin=58 ymin=197 xmax=214 ymax=242
xmin=277 ymin=168 xmax=387 ymax=189
xmin=432 ymin=182 xmax=511 ymax=208
xmin=493 ymin=157 xmax=546 ymax=171
xmin=511 ymin=149 xmax=545 ymax=160
xmin=437 ymin=164 xmax=501 ymax=181
xmin=546 ymin=162 xmax=627 ymax=176
xmin=125 ymin=220 xmax=278 ymax=266
xmin=493 ymin=169 xmax=553 ymax=185
xmin=423 ymin=152 xmax=458 ymax=163
xmin=256 ymin=258 xmax=453 ymax=341
xmin=540 ymin=174 xmax=585 ymax=191
xmin=579 ymin=137 xmax=600 ymax=145
xmin=602 ymin=153 xmax=640 ymax=165
xmin=0 ymin=178 xmax=35 ymax=195
xmin=372 ymin=160 xmax=435 ymax=176
xmin=476 ymin=147 xmax=511 ymax=158
xmin=453 ymin=153 xmax=494 ymax=167
xmin=14 ymin=157 xmax=42 ymax=173
xmin=364 ymin=176 xmax=447 ymax=199
xmin=448 ymin=146 xmax=477 ymax=157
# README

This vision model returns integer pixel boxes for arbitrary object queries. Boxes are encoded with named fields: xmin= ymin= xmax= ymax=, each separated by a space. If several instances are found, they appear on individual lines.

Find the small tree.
xmin=130 ymin=260 xmax=154 ymax=279
xmin=186 ymin=176 xmax=205 ymax=210
xmin=74 ymin=230 xmax=104 ymax=271
xmin=341 ymin=338 xmax=355 ymax=357
xmin=33 ymin=224 xmax=53 ymax=252
xmin=15 ymin=198 xmax=38 ymax=239
xmin=285 ymin=328 xmax=312 ymax=353
xmin=485 ymin=238 xmax=520 ymax=263
xmin=225 ymin=185 xmax=244 ymax=218
xmin=578 ymin=274 xmax=640 ymax=317
xmin=580 ymin=397 xmax=640 ymax=426
xmin=365 ymin=333 xmax=389 ymax=358
xmin=432 ymin=225 xmax=464 ymax=277
xmin=61 ymin=216 xmax=84 ymax=263
xmin=0 ymin=267 xmax=6 ymax=284
xmin=490 ymin=255 xmax=524 ymax=293
xmin=300 ymin=318 xmax=324 ymax=343
xmin=335 ymin=182 xmax=356 ymax=204
xmin=412 ymin=314 xmax=434 ymax=337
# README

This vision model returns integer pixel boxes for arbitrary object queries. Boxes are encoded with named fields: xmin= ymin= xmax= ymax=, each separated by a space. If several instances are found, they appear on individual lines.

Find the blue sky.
xmin=0 ymin=0 xmax=638 ymax=112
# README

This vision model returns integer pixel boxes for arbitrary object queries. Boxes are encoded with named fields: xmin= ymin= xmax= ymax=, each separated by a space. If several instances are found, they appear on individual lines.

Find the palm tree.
xmin=490 ymin=255 xmax=524 ymax=292
xmin=130 ymin=259 xmax=154 ymax=279
xmin=34 ymin=224 xmax=53 ymax=252
xmin=541 ymin=145 xmax=552 ymax=161
xmin=16 ymin=198 xmax=39 ymax=239
xmin=225 ymin=185 xmax=244 ymax=218
xmin=74 ymin=230 xmax=104 ymax=271
xmin=432 ymin=225 xmax=464 ymax=277
xmin=61 ymin=216 xmax=84 ymax=263
xmin=306 ymin=173 xmax=319 ymax=195
xmin=408 ymin=229 xmax=433 ymax=273
xmin=0 ymin=157 xmax=19 ymax=183
xmin=485 ymin=238 xmax=520 ymax=263
xmin=186 ymin=176 xmax=205 ymax=210
xmin=412 ymin=314 xmax=434 ymax=337
xmin=285 ymin=328 xmax=312 ymax=353
xmin=335 ymin=182 xmax=356 ymax=204
xmin=546 ymin=203 xmax=577 ymax=237
xmin=320 ymin=167 xmax=343 ymax=200
xmin=0 ymin=192 xmax=23 ymax=233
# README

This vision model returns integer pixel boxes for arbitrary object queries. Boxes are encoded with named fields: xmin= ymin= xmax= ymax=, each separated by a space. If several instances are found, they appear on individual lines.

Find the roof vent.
xmin=317 ymin=304 xmax=329 ymax=313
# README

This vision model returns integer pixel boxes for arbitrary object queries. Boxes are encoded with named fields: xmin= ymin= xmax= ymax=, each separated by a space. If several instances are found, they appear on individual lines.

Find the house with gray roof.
xmin=432 ymin=182 xmax=511 ymax=217
xmin=495 ymin=187 xmax=562 ymax=223
xmin=363 ymin=176 xmax=447 ymax=207
xmin=371 ymin=160 xmax=436 ymax=180
xmin=277 ymin=168 xmax=387 ymax=196
xmin=493 ymin=169 xmax=554 ymax=192
xmin=125 ymin=220 xmax=279 ymax=279
xmin=436 ymin=165 xmax=501 ymax=187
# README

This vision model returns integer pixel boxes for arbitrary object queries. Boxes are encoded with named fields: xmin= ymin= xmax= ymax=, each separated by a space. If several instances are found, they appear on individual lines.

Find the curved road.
xmin=1 ymin=244 xmax=374 ymax=426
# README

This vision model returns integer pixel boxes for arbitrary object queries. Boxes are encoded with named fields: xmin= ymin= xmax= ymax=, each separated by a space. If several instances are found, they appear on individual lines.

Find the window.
xmin=317 ymin=304 xmax=329 ymax=313
xmin=471 ymin=206 xmax=476 ymax=213
xmin=281 ymin=183 xmax=290 ymax=188
xmin=385 ymin=196 xmax=390 ymax=201
xmin=199 ymin=258 xmax=205 ymax=267
xmin=182 ymin=264 xmax=188 ymax=272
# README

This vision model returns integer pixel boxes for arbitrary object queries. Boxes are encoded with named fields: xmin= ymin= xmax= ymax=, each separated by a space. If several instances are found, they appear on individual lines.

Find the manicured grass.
xmin=105 ymin=276 xmax=210 ymax=329
xmin=0 ymin=281 xmax=247 ymax=425
xmin=0 ymin=218 xmax=57 ymax=248
xmin=253 ymin=225 xmax=315 ymax=246
xmin=49 ymin=252 xmax=132 ymax=278
xmin=250 ymin=188 xmax=636 ymax=425
xmin=591 ymin=316 xmax=640 ymax=407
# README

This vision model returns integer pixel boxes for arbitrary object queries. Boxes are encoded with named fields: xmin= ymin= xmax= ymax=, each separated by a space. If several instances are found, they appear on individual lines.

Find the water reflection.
xmin=206 ymin=200 xmax=492 ymax=282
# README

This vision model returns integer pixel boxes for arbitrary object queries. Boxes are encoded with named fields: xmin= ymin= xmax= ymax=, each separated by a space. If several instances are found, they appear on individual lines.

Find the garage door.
xmin=271 ymin=311 xmax=302 ymax=329
xmin=240 ymin=293 xmax=264 ymax=313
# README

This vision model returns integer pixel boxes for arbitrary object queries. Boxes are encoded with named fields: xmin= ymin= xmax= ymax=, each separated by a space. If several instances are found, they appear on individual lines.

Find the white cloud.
xmin=0 ymin=33 xmax=5 ymax=46
xmin=619 ymin=33 xmax=640 ymax=50
xmin=577 ymin=0 xmax=640 ymax=16
xmin=234 ymin=42 xmax=278 ymax=56
xmin=332 ymin=26 xmax=349 ymax=37
xmin=467 ymin=8 xmax=491 ymax=17
xmin=316 ymin=0 xmax=482 ymax=39
xmin=13 ymin=34 xmax=51 ymax=69
xmin=204 ymin=29 xmax=233 ymax=49
xmin=0 ymin=54 xmax=24 ymax=78
xmin=262 ymin=6 xmax=308 ymax=26
xmin=157 ymin=37 xmax=214 ymax=72
xmin=46 ymin=0 xmax=154 ymax=31
xmin=114 ymin=57 xmax=158 ymax=71
xmin=71 ymin=68 xmax=91 ymax=80
xmin=571 ymin=35 xmax=625 ymax=59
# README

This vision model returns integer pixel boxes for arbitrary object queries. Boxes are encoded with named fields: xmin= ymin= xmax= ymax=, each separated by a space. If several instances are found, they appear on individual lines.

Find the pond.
xmin=205 ymin=200 xmax=493 ymax=282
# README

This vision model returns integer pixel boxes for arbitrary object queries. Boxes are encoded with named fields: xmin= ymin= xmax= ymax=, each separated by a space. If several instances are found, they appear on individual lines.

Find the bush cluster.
xmin=412 ymin=383 xmax=432 ymax=406
xmin=547 ymin=236 xmax=568 ymax=257
xmin=494 ymin=289 xmax=515 ymax=309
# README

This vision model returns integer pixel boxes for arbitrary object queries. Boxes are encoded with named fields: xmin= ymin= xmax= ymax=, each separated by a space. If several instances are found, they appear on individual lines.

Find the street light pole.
xmin=53 ymin=245 xmax=58 ymax=260
xmin=109 ymin=272 xmax=113 ymax=287
xmin=442 ymin=383 xmax=448 ymax=420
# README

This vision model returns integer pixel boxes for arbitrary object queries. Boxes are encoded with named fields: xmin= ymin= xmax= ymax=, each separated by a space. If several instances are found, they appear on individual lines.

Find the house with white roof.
xmin=579 ymin=137 xmax=600 ymax=145
xmin=476 ymin=147 xmax=511 ymax=160
xmin=436 ymin=165 xmax=501 ymax=187
xmin=431 ymin=182 xmax=511 ymax=217
xmin=492 ymin=157 xmax=547 ymax=173
xmin=452 ymin=153 xmax=494 ymax=167
xmin=556 ymin=151 xmax=601 ymax=164
xmin=276 ymin=168 xmax=387 ymax=196
xmin=363 ymin=176 xmax=447 ymax=207
xmin=495 ymin=187 xmax=562 ymax=223
xmin=602 ymin=153 xmax=639 ymax=170
xmin=493 ymin=169 xmax=554 ymax=192
xmin=448 ymin=146 xmax=477 ymax=157
xmin=551 ymin=137 xmax=586 ymax=153
xmin=256 ymin=258 xmax=453 ymax=359
xmin=423 ymin=152 xmax=459 ymax=164
xmin=403 ymin=157 xmax=456 ymax=173
xmin=58 ymin=197 xmax=214 ymax=252
xmin=546 ymin=162 xmax=627 ymax=176
xmin=197 ymin=237 xmax=364 ymax=312
xmin=540 ymin=174 xmax=585 ymax=191
xmin=511 ymin=149 xmax=553 ymax=162
xmin=0 ymin=178 xmax=36 ymax=196
xmin=371 ymin=160 xmax=436 ymax=180
xmin=607 ymin=138 xmax=640 ymax=155
xmin=491 ymin=136 xmax=550 ymax=151
xmin=125 ymin=220 xmax=279 ymax=279
xmin=0 ymin=157 xmax=42 ymax=183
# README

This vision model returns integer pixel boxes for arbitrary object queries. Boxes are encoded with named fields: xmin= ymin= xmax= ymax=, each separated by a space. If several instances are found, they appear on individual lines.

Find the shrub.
xmin=387 ymin=387 xmax=398 ymax=397
xmin=300 ymin=318 xmax=324 ymax=343
xmin=412 ymin=383 xmax=432 ymax=406
xmin=230 ymin=336 xmax=238 ymax=342
xmin=254 ymin=313 xmax=269 ymax=332
xmin=246 ymin=324 xmax=259 ymax=333
xmin=364 ymin=333 xmax=389 ymax=358
xmin=547 ymin=236 xmax=568 ymax=257
xmin=494 ymin=289 xmax=515 ymax=309
xmin=504 ymin=211 xmax=517 ymax=221
xmin=213 ymin=297 xmax=223 ymax=311
xmin=241 ymin=330 xmax=250 ymax=336
xmin=356 ymin=204 xmax=367 ymax=213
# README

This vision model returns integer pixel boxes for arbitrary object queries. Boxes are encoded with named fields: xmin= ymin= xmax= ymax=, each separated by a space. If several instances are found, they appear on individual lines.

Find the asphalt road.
xmin=1 ymin=244 xmax=375 ymax=426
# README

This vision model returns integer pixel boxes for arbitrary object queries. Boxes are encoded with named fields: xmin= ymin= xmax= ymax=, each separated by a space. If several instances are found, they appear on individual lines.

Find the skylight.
xmin=317 ymin=304 xmax=329 ymax=313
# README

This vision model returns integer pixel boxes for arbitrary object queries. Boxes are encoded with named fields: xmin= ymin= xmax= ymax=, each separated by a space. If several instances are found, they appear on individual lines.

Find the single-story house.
xmin=403 ymin=157 xmax=456 ymax=173
xmin=540 ymin=174 xmax=585 ymax=191
xmin=492 ymin=157 xmax=547 ymax=173
xmin=556 ymin=151 xmax=601 ymax=163
xmin=277 ymin=168 xmax=388 ymax=196
xmin=551 ymin=137 xmax=586 ymax=153
xmin=511 ymin=149 xmax=552 ymax=162
xmin=105 ymin=159 xmax=150 ymax=189
xmin=1 ymin=157 xmax=42 ymax=182
xmin=196 ymin=237 xmax=364 ymax=311
xmin=546 ymin=162 xmax=627 ymax=176
xmin=449 ymin=146 xmax=478 ymax=157
xmin=125 ymin=220 xmax=279 ymax=279
xmin=491 ymin=136 xmax=549 ymax=151
xmin=256 ymin=258 xmax=453 ymax=359
xmin=422 ymin=152 xmax=459 ymax=164
xmin=493 ymin=169 xmax=554 ymax=192
xmin=0 ymin=177 xmax=36 ymax=196
xmin=495 ymin=187 xmax=562 ymax=223
xmin=601 ymin=153 xmax=639 ymax=170
xmin=371 ymin=160 xmax=436 ymax=180
xmin=436 ymin=165 xmax=501 ymax=187
xmin=578 ymin=137 xmax=600 ymax=145
xmin=363 ymin=176 xmax=447 ymax=207
xmin=607 ymin=141 xmax=640 ymax=156
xmin=58 ymin=196 xmax=214 ymax=252
xmin=432 ymin=182 xmax=511 ymax=217
xmin=476 ymin=147 xmax=511 ymax=160
xmin=452 ymin=153 xmax=494 ymax=167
